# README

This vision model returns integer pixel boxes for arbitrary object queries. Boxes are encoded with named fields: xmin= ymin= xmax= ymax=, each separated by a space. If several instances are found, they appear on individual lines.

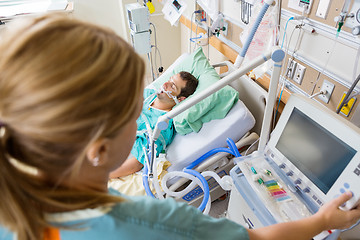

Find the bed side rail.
xmin=168 ymin=132 xmax=259 ymax=192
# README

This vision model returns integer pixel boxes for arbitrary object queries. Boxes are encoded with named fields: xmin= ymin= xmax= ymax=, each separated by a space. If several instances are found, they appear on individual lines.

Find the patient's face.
xmin=159 ymin=73 xmax=187 ymax=102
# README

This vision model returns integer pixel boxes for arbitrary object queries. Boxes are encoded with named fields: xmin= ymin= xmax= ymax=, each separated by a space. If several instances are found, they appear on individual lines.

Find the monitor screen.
xmin=275 ymin=108 xmax=356 ymax=194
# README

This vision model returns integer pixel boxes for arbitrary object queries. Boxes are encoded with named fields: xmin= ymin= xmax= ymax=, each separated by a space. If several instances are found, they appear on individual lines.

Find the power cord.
xmin=310 ymin=89 xmax=327 ymax=99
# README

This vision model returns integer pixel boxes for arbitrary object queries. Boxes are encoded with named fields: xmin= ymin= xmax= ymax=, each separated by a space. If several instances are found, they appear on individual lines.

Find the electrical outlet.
xmin=293 ymin=63 xmax=306 ymax=84
xmin=286 ymin=58 xmax=297 ymax=79
xmin=318 ymin=80 xmax=335 ymax=103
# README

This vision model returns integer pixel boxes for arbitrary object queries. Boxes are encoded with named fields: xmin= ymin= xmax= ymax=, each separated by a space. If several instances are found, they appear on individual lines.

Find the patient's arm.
xmin=109 ymin=156 xmax=143 ymax=178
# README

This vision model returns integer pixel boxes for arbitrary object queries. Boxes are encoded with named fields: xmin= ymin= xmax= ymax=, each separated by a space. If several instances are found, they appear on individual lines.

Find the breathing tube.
xmin=142 ymin=134 xmax=155 ymax=197
xmin=142 ymin=138 xmax=213 ymax=212
xmin=142 ymin=132 xmax=165 ymax=199
xmin=158 ymin=86 xmax=179 ymax=104
xmin=143 ymin=155 xmax=155 ymax=198
xmin=159 ymin=138 xmax=241 ymax=214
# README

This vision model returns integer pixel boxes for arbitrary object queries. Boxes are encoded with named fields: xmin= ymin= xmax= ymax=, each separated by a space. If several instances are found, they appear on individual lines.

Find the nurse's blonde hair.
xmin=0 ymin=13 xmax=144 ymax=240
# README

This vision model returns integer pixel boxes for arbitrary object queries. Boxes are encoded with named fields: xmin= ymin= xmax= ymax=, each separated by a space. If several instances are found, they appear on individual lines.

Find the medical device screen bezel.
xmin=266 ymin=94 xmax=360 ymax=203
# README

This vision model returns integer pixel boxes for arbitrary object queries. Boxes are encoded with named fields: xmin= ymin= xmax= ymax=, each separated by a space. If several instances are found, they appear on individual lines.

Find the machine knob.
xmin=304 ymin=187 xmax=310 ymax=193
xmin=352 ymin=26 xmax=360 ymax=35
xmin=286 ymin=171 xmax=294 ymax=176
xmin=279 ymin=163 xmax=286 ymax=169
xmin=295 ymin=179 xmax=302 ymax=185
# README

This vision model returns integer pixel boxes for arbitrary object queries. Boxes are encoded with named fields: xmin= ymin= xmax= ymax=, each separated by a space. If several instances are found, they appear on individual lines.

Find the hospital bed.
xmin=156 ymin=49 xmax=264 ymax=207
xmin=109 ymin=0 xmax=284 ymax=211
xmin=135 ymin=47 xmax=280 ymax=207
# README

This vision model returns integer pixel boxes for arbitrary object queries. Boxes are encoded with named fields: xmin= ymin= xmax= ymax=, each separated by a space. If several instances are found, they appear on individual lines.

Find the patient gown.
xmin=131 ymin=88 xmax=175 ymax=165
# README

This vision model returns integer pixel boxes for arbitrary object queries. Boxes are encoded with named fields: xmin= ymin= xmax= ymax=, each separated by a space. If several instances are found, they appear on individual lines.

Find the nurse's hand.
xmin=313 ymin=191 xmax=360 ymax=230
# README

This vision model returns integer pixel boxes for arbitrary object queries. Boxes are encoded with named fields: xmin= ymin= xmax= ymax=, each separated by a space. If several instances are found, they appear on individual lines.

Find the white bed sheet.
xmin=166 ymin=99 xmax=255 ymax=172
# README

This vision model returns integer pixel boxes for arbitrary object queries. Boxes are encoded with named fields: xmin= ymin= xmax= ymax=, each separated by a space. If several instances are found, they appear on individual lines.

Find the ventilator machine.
xmin=227 ymin=93 xmax=360 ymax=239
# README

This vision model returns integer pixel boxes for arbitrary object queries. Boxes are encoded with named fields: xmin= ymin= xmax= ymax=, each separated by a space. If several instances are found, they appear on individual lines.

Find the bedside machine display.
xmin=228 ymin=94 xmax=360 ymax=240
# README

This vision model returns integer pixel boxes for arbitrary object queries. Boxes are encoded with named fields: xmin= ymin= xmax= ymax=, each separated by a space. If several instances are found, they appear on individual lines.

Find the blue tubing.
xmin=281 ymin=17 xmax=294 ymax=49
xmin=186 ymin=138 xmax=241 ymax=170
xmin=226 ymin=138 xmax=241 ymax=157
xmin=239 ymin=3 xmax=270 ymax=58
xmin=183 ymin=169 xmax=209 ymax=212
xmin=149 ymin=141 xmax=155 ymax=176
xmin=142 ymin=174 xmax=154 ymax=198
xmin=143 ymin=148 xmax=155 ymax=198
xmin=185 ymin=148 xmax=233 ymax=170
xmin=190 ymin=36 xmax=203 ymax=42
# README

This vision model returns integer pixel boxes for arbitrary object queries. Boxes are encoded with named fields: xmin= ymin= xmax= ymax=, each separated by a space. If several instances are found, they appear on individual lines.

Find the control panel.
xmin=235 ymin=153 xmax=312 ymax=223
xmin=267 ymin=147 xmax=360 ymax=212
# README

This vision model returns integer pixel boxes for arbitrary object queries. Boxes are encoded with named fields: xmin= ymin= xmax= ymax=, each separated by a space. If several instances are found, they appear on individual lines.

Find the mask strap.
xmin=166 ymin=92 xmax=180 ymax=104
xmin=159 ymin=86 xmax=179 ymax=104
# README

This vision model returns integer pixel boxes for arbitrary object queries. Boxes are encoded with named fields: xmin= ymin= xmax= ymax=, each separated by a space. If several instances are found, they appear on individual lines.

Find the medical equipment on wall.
xmin=287 ymin=0 xmax=313 ymax=15
xmin=162 ymin=0 xmax=187 ymax=26
xmin=126 ymin=3 xmax=151 ymax=54
xmin=190 ymin=33 xmax=209 ymax=46
xmin=188 ymin=10 xmax=206 ymax=52
xmin=196 ymin=0 xmax=219 ymax=20
xmin=344 ymin=0 xmax=360 ymax=36
xmin=334 ymin=0 xmax=354 ymax=35
xmin=126 ymin=2 xmax=163 ymax=80
xmin=227 ymin=93 xmax=360 ymax=239
xmin=142 ymin=47 xmax=284 ymax=212
xmin=149 ymin=23 xmax=164 ymax=78
xmin=240 ymin=0 xmax=254 ymax=25
xmin=209 ymin=13 xmax=226 ymax=36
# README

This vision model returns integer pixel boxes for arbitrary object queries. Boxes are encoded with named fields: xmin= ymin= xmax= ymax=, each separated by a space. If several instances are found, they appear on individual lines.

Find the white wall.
xmin=148 ymin=1 xmax=182 ymax=76
xmin=72 ymin=0 xmax=127 ymax=37
xmin=72 ymin=0 xmax=181 ymax=80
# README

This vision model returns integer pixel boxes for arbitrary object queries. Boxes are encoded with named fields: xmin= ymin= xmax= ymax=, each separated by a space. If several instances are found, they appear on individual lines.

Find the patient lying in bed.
xmin=109 ymin=71 xmax=198 ymax=178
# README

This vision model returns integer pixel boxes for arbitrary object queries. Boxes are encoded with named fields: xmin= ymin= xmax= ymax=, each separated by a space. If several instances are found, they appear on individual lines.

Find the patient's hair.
xmin=178 ymin=71 xmax=199 ymax=98
xmin=0 ymin=14 xmax=144 ymax=240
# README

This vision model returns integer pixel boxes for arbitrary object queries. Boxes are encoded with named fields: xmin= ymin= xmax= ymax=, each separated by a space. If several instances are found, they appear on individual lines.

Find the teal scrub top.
xmin=0 ymin=188 xmax=250 ymax=240
xmin=131 ymin=88 xmax=175 ymax=165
